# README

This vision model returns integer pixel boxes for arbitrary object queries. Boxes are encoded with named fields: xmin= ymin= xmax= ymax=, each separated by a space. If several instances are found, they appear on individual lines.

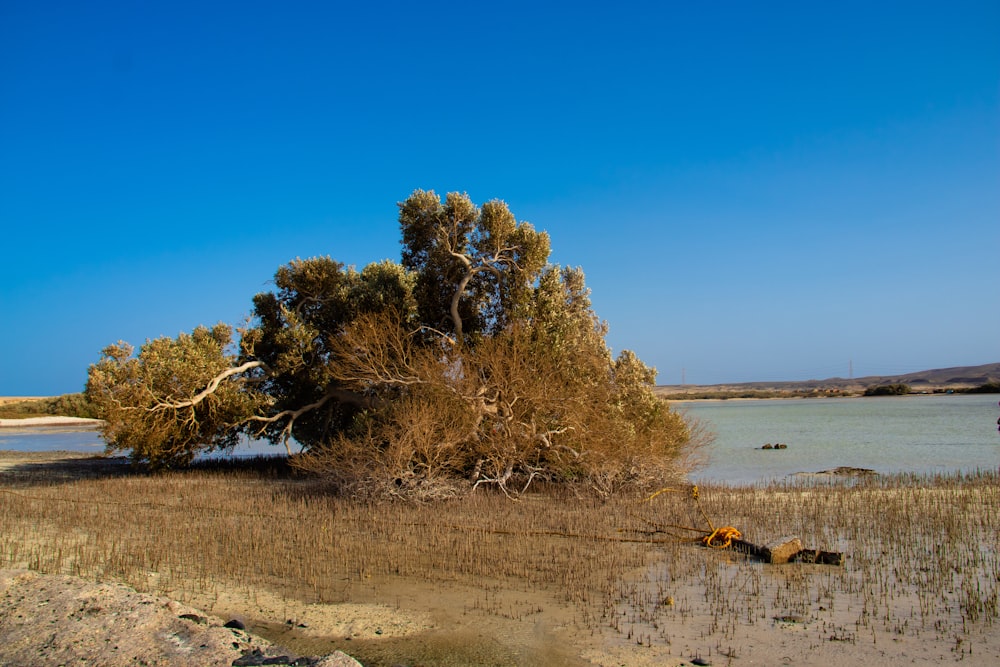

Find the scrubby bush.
xmin=964 ymin=381 xmax=1000 ymax=394
xmin=0 ymin=394 xmax=97 ymax=419
xmin=88 ymin=190 xmax=702 ymax=495
xmin=864 ymin=383 xmax=911 ymax=396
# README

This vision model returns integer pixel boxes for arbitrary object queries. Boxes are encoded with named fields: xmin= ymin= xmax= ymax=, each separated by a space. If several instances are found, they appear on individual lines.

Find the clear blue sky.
xmin=2 ymin=1 xmax=998 ymax=395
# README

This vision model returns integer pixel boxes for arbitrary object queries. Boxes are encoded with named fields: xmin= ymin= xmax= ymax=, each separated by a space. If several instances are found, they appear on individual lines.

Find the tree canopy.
xmin=87 ymin=190 xmax=699 ymax=496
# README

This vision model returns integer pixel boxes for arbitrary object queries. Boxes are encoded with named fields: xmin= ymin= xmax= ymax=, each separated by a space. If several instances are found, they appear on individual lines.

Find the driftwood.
xmin=730 ymin=535 xmax=844 ymax=566
xmin=649 ymin=486 xmax=845 ymax=566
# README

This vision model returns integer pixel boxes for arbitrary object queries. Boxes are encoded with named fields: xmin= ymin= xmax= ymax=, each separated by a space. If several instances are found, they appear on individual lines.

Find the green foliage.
xmin=964 ymin=381 xmax=1000 ymax=394
xmin=242 ymin=257 xmax=417 ymax=448
xmin=90 ymin=190 xmax=698 ymax=495
xmin=0 ymin=394 xmax=97 ymax=419
xmin=86 ymin=324 xmax=263 ymax=468
xmin=864 ymin=383 xmax=912 ymax=396
xmin=399 ymin=190 xmax=550 ymax=343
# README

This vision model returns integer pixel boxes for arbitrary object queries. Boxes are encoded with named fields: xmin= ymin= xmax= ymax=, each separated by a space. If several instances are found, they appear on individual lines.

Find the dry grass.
xmin=615 ymin=472 xmax=999 ymax=659
xmin=1 ymin=454 xmax=997 ymax=665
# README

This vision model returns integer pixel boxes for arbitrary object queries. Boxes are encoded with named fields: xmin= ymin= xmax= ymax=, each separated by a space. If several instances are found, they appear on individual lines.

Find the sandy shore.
xmin=0 ymin=416 xmax=103 ymax=428
xmin=0 ymin=569 xmax=361 ymax=666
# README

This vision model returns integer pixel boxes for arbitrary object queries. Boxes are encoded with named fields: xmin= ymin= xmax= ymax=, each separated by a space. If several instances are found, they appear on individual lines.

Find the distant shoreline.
xmin=665 ymin=392 xmax=979 ymax=404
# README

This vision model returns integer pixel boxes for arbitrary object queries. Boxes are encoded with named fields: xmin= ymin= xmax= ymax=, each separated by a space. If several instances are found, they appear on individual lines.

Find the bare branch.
xmin=246 ymin=388 xmax=376 ymax=454
xmin=150 ymin=360 xmax=266 ymax=411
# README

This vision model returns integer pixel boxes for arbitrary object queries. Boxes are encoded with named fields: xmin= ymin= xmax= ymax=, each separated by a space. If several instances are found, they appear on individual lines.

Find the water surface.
xmin=0 ymin=425 xmax=105 ymax=453
xmin=0 ymin=425 xmax=280 ymax=457
xmin=677 ymin=393 xmax=1000 ymax=484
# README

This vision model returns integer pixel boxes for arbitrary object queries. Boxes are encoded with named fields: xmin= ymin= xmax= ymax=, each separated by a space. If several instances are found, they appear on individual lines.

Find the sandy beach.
xmin=0 ymin=416 xmax=103 ymax=428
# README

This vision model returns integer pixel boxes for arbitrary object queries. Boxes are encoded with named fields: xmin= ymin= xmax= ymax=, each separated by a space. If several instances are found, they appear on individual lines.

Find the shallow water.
xmin=0 ymin=425 xmax=106 ymax=453
xmin=4 ymin=394 xmax=998 ymax=484
xmin=0 ymin=426 xmax=281 ymax=457
xmin=678 ymin=393 xmax=1000 ymax=484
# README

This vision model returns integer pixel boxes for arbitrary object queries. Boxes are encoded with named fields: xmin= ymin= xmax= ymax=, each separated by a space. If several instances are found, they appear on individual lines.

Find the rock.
xmin=313 ymin=652 xmax=364 ymax=667
xmin=225 ymin=618 xmax=247 ymax=630
xmin=796 ymin=548 xmax=845 ymax=566
xmin=231 ymin=648 xmax=300 ymax=666
xmin=795 ymin=466 xmax=877 ymax=478
xmin=774 ymin=614 xmax=805 ymax=623
xmin=0 ymin=569 xmax=364 ymax=667
xmin=231 ymin=650 xmax=344 ymax=667
xmin=232 ymin=650 xmax=267 ymax=666
xmin=179 ymin=612 xmax=208 ymax=625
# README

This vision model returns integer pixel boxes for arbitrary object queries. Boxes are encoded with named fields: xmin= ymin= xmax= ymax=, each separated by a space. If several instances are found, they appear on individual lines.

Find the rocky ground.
xmin=0 ymin=569 xmax=361 ymax=667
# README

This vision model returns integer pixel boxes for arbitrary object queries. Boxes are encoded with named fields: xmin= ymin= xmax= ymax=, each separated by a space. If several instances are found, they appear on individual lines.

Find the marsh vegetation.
xmin=1 ymin=453 xmax=996 ymax=665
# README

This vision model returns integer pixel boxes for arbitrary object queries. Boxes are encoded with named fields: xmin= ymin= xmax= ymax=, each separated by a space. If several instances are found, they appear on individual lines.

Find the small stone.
xmin=313 ymin=652 xmax=365 ymax=667
xmin=179 ymin=612 xmax=207 ymax=625
xmin=233 ymin=649 xmax=265 ymax=666
xmin=774 ymin=614 xmax=805 ymax=623
xmin=691 ymin=658 xmax=711 ymax=666
xmin=225 ymin=618 xmax=247 ymax=631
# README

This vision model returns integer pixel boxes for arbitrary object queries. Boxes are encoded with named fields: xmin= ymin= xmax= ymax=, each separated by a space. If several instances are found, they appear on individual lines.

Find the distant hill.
xmin=656 ymin=362 xmax=1000 ymax=398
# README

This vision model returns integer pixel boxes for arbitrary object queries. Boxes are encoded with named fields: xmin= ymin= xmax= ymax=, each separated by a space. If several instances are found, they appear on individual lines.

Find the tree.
xmin=86 ymin=324 xmax=263 ymax=468
xmin=87 ymin=191 xmax=700 ymax=495
xmin=398 ymin=190 xmax=550 ymax=344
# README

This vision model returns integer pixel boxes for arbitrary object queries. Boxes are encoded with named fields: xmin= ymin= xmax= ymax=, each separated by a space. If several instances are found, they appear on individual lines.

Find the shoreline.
xmin=0 ymin=416 xmax=103 ymax=429
xmin=664 ymin=391 xmax=987 ymax=403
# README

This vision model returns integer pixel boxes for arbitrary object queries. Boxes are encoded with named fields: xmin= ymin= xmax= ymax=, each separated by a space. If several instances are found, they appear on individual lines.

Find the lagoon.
xmin=679 ymin=393 xmax=1000 ymax=484
xmin=0 ymin=425 xmax=277 ymax=457
xmin=0 ymin=425 xmax=105 ymax=454
xmin=3 ymin=394 xmax=998 ymax=485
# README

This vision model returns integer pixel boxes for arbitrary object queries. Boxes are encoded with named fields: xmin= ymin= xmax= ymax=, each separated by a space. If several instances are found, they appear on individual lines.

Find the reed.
xmin=1 ymin=456 xmax=996 ymax=664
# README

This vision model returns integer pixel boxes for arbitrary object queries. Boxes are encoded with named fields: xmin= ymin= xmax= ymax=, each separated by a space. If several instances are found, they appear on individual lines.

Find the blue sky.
xmin=2 ymin=1 xmax=998 ymax=395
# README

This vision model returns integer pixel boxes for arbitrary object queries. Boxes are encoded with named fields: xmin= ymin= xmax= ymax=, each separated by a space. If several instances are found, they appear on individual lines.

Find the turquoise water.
xmin=677 ymin=393 xmax=1000 ymax=484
